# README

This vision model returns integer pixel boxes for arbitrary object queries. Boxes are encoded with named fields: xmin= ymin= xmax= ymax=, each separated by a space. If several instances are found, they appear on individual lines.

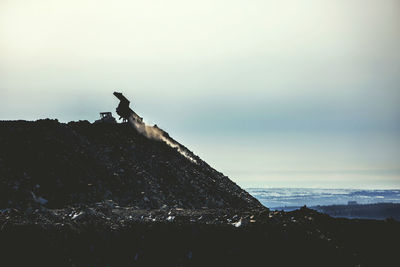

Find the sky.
xmin=1 ymin=0 xmax=399 ymax=189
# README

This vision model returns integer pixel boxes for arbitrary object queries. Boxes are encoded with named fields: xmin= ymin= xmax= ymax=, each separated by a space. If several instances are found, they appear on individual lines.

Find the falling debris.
xmin=113 ymin=91 xmax=198 ymax=163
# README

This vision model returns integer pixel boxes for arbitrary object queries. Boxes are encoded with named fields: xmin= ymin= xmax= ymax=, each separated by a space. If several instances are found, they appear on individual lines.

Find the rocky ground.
xmin=1 ymin=120 xmax=399 ymax=266
xmin=0 ymin=119 xmax=260 ymax=210
xmin=1 ymin=204 xmax=399 ymax=266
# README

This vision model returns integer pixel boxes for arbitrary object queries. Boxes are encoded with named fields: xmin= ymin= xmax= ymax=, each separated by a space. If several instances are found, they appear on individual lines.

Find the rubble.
xmin=1 ymin=205 xmax=399 ymax=266
xmin=0 ymin=119 xmax=399 ymax=266
xmin=0 ymin=119 xmax=261 ymax=211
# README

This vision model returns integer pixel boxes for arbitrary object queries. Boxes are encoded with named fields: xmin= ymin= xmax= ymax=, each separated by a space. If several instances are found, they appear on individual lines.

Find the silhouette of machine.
xmin=94 ymin=112 xmax=116 ymax=124
xmin=113 ymin=92 xmax=143 ymax=123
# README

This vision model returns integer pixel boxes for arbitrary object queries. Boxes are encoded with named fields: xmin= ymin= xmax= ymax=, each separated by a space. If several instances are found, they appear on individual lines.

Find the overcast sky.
xmin=1 ymin=0 xmax=399 ymax=188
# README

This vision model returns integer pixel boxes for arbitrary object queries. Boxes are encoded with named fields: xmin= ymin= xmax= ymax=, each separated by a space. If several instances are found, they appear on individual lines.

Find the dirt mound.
xmin=1 ymin=119 xmax=399 ymax=266
xmin=0 ymin=119 xmax=262 ymax=210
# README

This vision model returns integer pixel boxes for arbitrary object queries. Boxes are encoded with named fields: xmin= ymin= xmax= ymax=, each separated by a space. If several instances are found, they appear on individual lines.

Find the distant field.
xmin=247 ymin=188 xmax=400 ymax=208
xmin=247 ymin=188 xmax=400 ymax=220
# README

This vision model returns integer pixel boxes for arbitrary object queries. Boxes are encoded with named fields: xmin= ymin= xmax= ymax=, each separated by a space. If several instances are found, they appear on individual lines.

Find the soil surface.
xmin=1 ymin=205 xmax=399 ymax=266
xmin=0 ymin=119 xmax=260 ymax=210
xmin=0 ymin=120 xmax=399 ymax=266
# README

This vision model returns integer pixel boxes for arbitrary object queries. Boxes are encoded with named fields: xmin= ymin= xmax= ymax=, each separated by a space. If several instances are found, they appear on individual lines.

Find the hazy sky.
xmin=1 ymin=0 xmax=399 ymax=188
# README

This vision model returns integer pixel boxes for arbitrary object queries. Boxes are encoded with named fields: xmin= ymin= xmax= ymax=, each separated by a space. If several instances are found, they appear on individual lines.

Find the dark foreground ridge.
xmin=1 ymin=119 xmax=399 ymax=266
xmin=312 ymin=202 xmax=400 ymax=221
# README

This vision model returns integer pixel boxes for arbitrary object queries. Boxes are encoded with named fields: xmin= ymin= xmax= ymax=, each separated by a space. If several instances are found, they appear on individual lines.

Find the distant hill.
xmin=312 ymin=203 xmax=400 ymax=221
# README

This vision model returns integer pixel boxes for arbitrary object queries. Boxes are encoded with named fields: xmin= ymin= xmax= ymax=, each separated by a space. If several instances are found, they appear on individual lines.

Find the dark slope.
xmin=1 ymin=120 xmax=400 ymax=266
xmin=0 ymin=119 xmax=261 ymax=210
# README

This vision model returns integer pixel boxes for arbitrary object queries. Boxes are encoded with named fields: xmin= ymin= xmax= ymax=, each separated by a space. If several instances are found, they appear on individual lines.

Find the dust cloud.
xmin=128 ymin=116 xmax=197 ymax=163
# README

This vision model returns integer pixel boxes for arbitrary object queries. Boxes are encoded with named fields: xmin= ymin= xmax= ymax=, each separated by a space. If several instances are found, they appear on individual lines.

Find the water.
xmin=247 ymin=188 xmax=400 ymax=210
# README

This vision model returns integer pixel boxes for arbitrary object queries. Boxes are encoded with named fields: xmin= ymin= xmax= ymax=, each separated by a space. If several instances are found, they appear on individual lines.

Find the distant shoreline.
xmin=246 ymin=187 xmax=400 ymax=192
xmin=271 ymin=202 xmax=400 ymax=221
xmin=247 ymin=187 xmax=400 ymax=212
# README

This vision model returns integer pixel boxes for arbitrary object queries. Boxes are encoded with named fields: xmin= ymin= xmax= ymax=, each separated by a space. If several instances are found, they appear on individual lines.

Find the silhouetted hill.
xmin=1 ymin=119 xmax=399 ymax=266
xmin=0 ymin=119 xmax=261 ymax=210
